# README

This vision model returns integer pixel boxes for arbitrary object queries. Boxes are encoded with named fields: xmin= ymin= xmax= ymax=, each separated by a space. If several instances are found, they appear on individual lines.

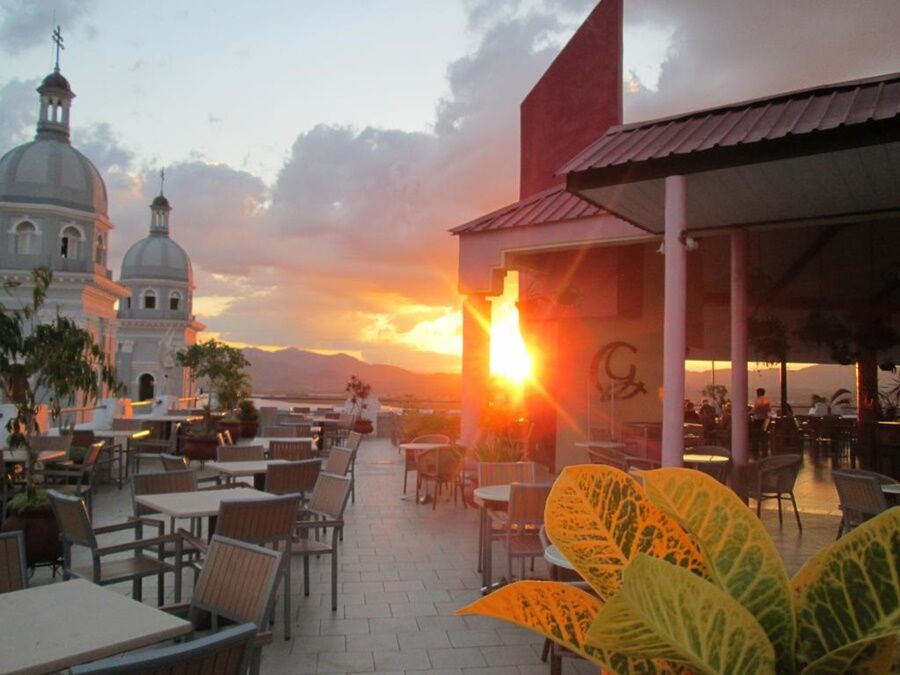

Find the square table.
xmin=134 ymin=487 xmax=276 ymax=536
xmin=207 ymin=459 xmax=289 ymax=490
xmin=0 ymin=578 xmax=192 ymax=674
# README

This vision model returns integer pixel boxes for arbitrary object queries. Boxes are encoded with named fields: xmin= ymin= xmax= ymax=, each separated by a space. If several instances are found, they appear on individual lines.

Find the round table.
xmin=473 ymin=484 xmax=510 ymax=506
xmin=683 ymin=453 xmax=730 ymax=465
xmin=473 ymin=484 xmax=512 ymax=594
xmin=543 ymin=544 xmax=574 ymax=571
xmin=881 ymin=483 xmax=900 ymax=495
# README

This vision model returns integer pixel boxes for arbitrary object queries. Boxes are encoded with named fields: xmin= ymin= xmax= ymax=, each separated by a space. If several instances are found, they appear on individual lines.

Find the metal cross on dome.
xmin=159 ymin=168 xmax=166 ymax=195
xmin=52 ymin=25 xmax=64 ymax=72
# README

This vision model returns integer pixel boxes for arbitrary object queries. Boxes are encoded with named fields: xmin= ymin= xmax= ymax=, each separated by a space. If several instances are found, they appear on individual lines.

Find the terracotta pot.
xmin=353 ymin=419 xmax=374 ymax=435
xmin=183 ymin=436 xmax=218 ymax=462
xmin=240 ymin=419 xmax=259 ymax=438
xmin=1 ymin=505 xmax=62 ymax=567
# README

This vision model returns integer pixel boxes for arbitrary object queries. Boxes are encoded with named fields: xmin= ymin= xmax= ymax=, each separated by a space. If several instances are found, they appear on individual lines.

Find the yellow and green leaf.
xmin=792 ymin=508 xmax=900 ymax=671
xmin=587 ymin=553 xmax=777 ymax=675
xmin=642 ymin=468 xmax=795 ymax=673
xmin=800 ymin=634 xmax=897 ymax=674
xmin=544 ymin=464 xmax=708 ymax=601
xmin=456 ymin=580 xmax=679 ymax=674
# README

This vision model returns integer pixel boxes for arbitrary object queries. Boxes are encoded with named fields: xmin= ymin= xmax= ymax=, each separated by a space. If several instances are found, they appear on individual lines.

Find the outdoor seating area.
xmin=2 ymin=428 xmax=891 ymax=674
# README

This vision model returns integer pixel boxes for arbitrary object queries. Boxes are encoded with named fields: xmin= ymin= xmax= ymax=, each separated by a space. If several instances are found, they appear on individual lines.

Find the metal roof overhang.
xmin=566 ymin=115 xmax=900 ymax=235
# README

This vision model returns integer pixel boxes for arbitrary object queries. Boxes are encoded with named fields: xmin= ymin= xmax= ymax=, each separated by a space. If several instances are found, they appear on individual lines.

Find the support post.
xmin=661 ymin=175 xmax=687 ymax=467
xmin=731 ymin=229 xmax=749 ymax=486
xmin=460 ymin=294 xmax=492 ymax=446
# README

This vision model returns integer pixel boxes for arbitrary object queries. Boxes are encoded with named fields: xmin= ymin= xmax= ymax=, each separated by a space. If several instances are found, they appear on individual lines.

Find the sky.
xmin=1 ymin=0 xmax=899 ymax=373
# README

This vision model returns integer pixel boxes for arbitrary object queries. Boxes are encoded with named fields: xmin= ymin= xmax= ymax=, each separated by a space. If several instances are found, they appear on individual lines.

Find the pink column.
xmin=730 ymin=229 xmax=749 ymax=477
xmin=662 ymin=175 xmax=687 ymax=466
xmin=460 ymin=294 xmax=492 ymax=445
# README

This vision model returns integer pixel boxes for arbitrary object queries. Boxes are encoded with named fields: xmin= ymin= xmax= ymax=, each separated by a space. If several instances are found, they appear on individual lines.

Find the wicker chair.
xmin=0 ymin=530 xmax=27 ymax=593
xmin=49 ymin=490 xmax=181 ymax=605
xmin=747 ymin=454 xmax=803 ymax=530
xmin=166 ymin=535 xmax=283 ymax=675
xmin=70 ymin=622 xmax=258 ymax=675
xmin=294 ymin=473 xmax=352 ymax=610
xmin=476 ymin=462 xmax=537 ymax=574
xmin=217 ymin=446 xmax=265 ymax=462
xmin=504 ymin=482 xmax=553 ymax=580
xmin=268 ymin=440 xmax=314 ymax=461
xmin=832 ymin=469 xmax=891 ymax=538
xmin=403 ymin=434 xmax=451 ymax=494
xmin=415 ymin=445 xmax=465 ymax=510
xmin=260 ymin=426 xmax=295 ymax=438
xmin=265 ymin=460 xmax=320 ymax=502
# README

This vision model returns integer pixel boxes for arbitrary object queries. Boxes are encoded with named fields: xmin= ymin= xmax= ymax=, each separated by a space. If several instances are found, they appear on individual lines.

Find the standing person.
xmin=750 ymin=387 xmax=771 ymax=456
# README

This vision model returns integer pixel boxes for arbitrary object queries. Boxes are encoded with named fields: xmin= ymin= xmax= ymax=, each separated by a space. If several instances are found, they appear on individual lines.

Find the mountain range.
xmin=244 ymin=348 xmax=461 ymax=400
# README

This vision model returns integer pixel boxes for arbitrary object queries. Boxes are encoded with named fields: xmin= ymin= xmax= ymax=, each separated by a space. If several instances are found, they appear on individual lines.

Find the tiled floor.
xmin=35 ymin=438 xmax=845 ymax=674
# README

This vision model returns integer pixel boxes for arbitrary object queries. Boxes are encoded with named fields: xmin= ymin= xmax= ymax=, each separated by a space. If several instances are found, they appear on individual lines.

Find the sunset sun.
xmin=490 ymin=274 xmax=532 ymax=384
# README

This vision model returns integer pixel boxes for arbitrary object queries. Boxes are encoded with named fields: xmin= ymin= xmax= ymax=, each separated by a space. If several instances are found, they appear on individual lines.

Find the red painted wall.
xmin=519 ymin=0 xmax=623 ymax=199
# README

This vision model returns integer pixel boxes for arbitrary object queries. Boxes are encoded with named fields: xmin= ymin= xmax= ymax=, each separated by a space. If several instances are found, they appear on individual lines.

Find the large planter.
xmin=1 ymin=504 xmax=62 ymax=568
xmin=183 ymin=436 xmax=219 ymax=462
xmin=240 ymin=419 xmax=259 ymax=438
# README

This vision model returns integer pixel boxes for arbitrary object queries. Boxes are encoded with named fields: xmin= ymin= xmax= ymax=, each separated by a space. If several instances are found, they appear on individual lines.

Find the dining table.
xmin=473 ymin=484 xmax=511 ymax=594
xmin=206 ymin=459 xmax=289 ymax=490
xmin=134 ymin=487 xmax=276 ymax=538
xmin=0 ymin=578 xmax=192 ymax=674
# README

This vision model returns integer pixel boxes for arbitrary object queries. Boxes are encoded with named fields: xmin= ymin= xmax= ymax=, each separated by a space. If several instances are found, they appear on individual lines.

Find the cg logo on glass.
xmin=589 ymin=341 xmax=647 ymax=401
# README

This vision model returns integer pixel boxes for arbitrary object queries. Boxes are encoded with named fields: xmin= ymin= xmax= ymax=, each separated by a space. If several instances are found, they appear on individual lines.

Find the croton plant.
xmin=458 ymin=465 xmax=899 ymax=674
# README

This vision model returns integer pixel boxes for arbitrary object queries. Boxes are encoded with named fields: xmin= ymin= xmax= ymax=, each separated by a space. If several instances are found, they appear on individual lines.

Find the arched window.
xmin=15 ymin=221 xmax=38 ymax=254
xmin=138 ymin=373 xmax=155 ymax=401
xmin=60 ymin=225 xmax=82 ymax=259
xmin=126 ymin=297 xmax=132 ymax=309
xmin=143 ymin=290 xmax=157 ymax=310
xmin=169 ymin=291 xmax=181 ymax=311
xmin=95 ymin=234 xmax=105 ymax=264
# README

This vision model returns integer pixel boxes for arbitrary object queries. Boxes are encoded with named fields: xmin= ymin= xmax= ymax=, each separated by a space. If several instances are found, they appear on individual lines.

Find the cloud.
xmin=0 ymin=0 xmax=96 ymax=56
xmin=0 ymin=78 xmax=37 ymax=150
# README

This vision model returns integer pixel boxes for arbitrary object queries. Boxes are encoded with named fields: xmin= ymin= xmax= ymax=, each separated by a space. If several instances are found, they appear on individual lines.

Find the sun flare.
xmin=490 ymin=274 xmax=532 ymax=384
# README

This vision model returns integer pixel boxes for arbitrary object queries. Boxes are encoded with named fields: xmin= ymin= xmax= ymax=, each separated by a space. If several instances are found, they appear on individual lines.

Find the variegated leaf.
xmin=642 ymin=468 xmax=795 ymax=673
xmin=587 ymin=554 xmax=777 ymax=675
xmin=792 ymin=508 xmax=900 ymax=670
xmin=545 ymin=464 xmax=708 ymax=601
xmin=456 ymin=580 xmax=680 ymax=674
xmin=800 ymin=634 xmax=897 ymax=674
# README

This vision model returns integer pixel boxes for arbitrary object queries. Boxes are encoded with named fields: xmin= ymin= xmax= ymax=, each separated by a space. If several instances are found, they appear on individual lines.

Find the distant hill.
xmin=244 ymin=348 xmax=460 ymax=400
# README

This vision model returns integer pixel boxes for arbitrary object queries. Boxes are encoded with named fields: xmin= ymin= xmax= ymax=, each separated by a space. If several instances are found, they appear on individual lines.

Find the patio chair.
xmin=0 ymin=530 xmax=27 ymax=593
xmin=476 ymin=462 xmax=537 ymax=573
xmin=265 ymin=460 xmax=320 ymax=503
xmin=260 ymin=426 xmax=295 ymax=438
xmin=258 ymin=406 xmax=279 ymax=428
xmin=293 ymin=473 xmax=352 ymax=610
xmin=403 ymin=434 xmax=451 ymax=494
xmin=747 ymin=454 xmax=803 ymax=530
xmin=323 ymin=446 xmax=352 ymax=476
xmin=329 ymin=432 xmax=363 ymax=503
xmin=217 ymin=445 xmax=265 ymax=462
xmin=48 ymin=490 xmax=180 ymax=606
xmin=38 ymin=441 xmax=105 ymax=518
xmin=159 ymin=454 xmax=221 ymax=488
xmin=70 ymin=622 xmax=258 ymax=675
xmin=289 ymin=424 xmax=314 ymax=438
xmin=832 ymin=469 xmax=891 ymax=538
xmin=165 ymin=535 xmax=282 ymax=675
xmin=504 ymin=482 xmax=553 ymax=581
xmin=132 ymin=421 xmax=175 ymax=474
xmin=268 ymin=440 xmax=314 ymax=461
xmin=132 ymin=470 xmax=207 ymax=542
xmin=415 ymin=445 xmax=465 ymax=510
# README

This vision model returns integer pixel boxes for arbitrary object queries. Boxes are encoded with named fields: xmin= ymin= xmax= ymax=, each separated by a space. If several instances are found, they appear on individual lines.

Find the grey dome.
xmin=121 ymin=234 xmax=192 ymax=283
xmin=0 ymin=138 xmax=107 ymax=215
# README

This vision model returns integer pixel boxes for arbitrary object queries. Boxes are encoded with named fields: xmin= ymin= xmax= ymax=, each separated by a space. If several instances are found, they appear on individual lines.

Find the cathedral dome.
xmin=0 ymin=138 xmax=108 ymax=215
xmin=121 ymin=234 xmax=192 ymax=283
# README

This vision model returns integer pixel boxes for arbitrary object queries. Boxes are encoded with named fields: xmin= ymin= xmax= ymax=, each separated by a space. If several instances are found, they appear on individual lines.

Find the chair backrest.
xmin=32 ymin=434 xmax=73 ymax=454
xmin=81 ymin=442 xmax=106 ymax=472
xmin=323 ymin=447 xmax=352 ymax=476
xmin=132 ymin=470 xmax=198 ymax=516
xmin=416 ymin=446 xmax=463 ymax=480
xmin=48 ymin=490 xmax=97 ymax=550
xmin=112 ymin=418 xmax=143 ymax=431
xmin=71 ymin=430 xmax=96 ymax=448
xmin=217 ymin=445 xmax=265 ymax=462
xmin=689 ymin=445 xmax=731 ymax=457
xmin=215 ymin=494 xmax=299 ymax=545
xmin=265 ymin=460 xmax=320 ymax=495
xmin=478 ymin=461 xmax=537 ymax=487
xmin=832 ymin=469 xmax=889 ymax=524
xmin=160 ymin=453 xmax=189 ymax=472
xmin=345 ymin=431 xmax=363 ymax=452
xmin=269 ymin=440 xmax=314 ymax=461
xmin=411 ymin=434 xmax=451 ymax=444
xmin=191 ymin=535 xmax=283 ymax=630
xmin=508 ymin=483 xmax=553 ymax=530
xmin=0 ymin=531 xmax=27 ymax=593
xmin=257 ymin=407 xmax=279 ymax=427
xmin=260 ymin=426 xmax=295 ymax=438
xmin=308 ymin=473 xmax=352 ymax=520
xmin=758 ymin=453 xmax=802 ymax=492
xmin=70 ymin=622 xmax=257 ymax=675
xmin=289 ymin=424 xmax=313 ymax=437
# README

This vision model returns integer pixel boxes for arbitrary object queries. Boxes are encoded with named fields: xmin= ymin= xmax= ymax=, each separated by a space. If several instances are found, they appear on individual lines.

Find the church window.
xmin=126 ymin=297 xmax=131 ymax=309
xmin=15 ymin=221 xmax=38 ymax=254
xmin=95 ymin=234 xmax=105 ymax=264
xmin=60 ymin=225 xmax=82 ymax=259
xmin=143 ymin=290 xmax=157 ymax=310
xmin=169 ymin=292 xmax=181 ymax=311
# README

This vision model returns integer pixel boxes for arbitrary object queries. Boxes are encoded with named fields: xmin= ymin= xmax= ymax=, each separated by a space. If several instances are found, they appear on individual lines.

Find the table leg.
xmin=480 ymin=505 xmax=493 ymax=594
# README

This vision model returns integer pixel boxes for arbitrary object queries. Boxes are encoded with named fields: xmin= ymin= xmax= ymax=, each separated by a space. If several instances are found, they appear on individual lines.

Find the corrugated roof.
xmin=560 ymin=72 xmax=900 ymax=176
xmin=450 ymin=184 xmax=602 ymax=235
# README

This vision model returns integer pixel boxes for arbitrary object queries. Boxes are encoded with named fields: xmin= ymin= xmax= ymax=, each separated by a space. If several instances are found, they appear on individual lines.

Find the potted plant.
xmin=176 ymin=339 xmax=250 ymax=460
xmin=345 ymin=375 xmax=373 ymax=434
xmin=0 ymin=267 xmax=122 ymax=565
xmin=237 ymin=399 xmax=259 ymax=438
